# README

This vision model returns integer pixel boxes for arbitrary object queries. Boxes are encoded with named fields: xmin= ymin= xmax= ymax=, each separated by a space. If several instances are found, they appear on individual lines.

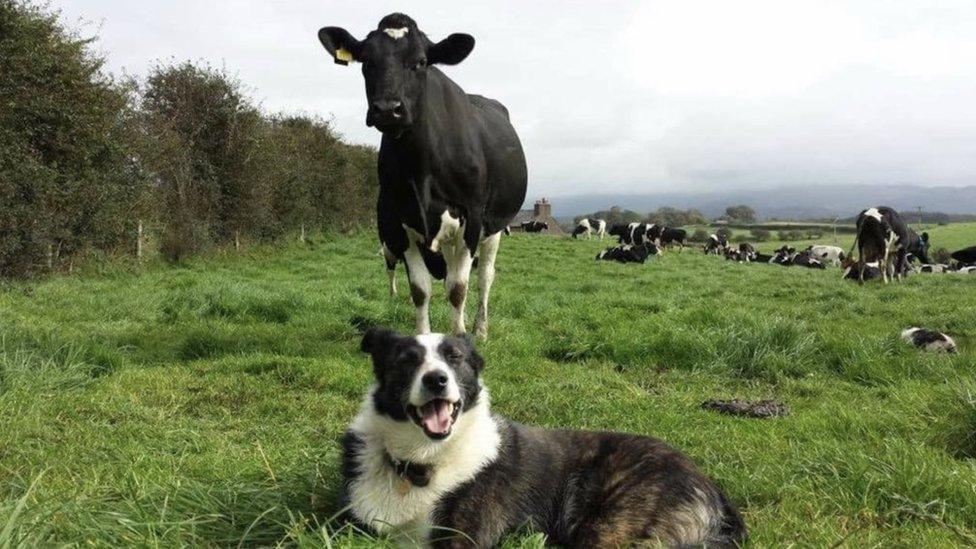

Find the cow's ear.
xmin=318 ymin=27 xmax=362 ymax=66
xmin=428 ymin=33 xmax=474 ymax=65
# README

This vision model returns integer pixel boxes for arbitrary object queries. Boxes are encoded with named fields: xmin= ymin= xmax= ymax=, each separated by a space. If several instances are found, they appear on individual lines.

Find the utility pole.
xmin=917 ymin=206 xmax=923 ymax=230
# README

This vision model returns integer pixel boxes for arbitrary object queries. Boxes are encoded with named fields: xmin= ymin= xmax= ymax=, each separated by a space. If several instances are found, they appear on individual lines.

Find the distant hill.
xmin=545 ymin=185 xmax=976 ymax=220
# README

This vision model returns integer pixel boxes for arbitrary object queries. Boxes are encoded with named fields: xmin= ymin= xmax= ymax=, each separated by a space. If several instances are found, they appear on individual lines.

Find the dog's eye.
xmin=447 ymin=348 xmax=463 ymax=361
xmin=397 ymin=350 xmax=420 ymax=365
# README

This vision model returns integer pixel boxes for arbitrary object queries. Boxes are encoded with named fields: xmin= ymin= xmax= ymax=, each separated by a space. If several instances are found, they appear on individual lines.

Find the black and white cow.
xmin=918 ymin=264 xmax=952 ymax=273
xmin=806 ymin=245 xmax=845 ymax=266
xmin=610 ymin=222 xmax=650 ymax=245
xmin=843 ymin=260 xmax=880 ymax=281
xmin=521 ymin=221 xmax=548 ymax=233
xmin=319 ymin=14 xmax=527 ymax=339
xmin=790 ymin=250 xmax=826 ymax=270
xmin=771 ymin=246 xmax=795 ymax=266
xmin=853 ymin=206 xmax=929 ymax=283
xmin=596 ymin=242 xmax=660 ymax=264
xmin=704 ymin=234 xmax=728 ymax=255
xmin=660 ymin=227 xmax=687 ymax=250
xmin=572 ymin=218 xmax=607 ymax=240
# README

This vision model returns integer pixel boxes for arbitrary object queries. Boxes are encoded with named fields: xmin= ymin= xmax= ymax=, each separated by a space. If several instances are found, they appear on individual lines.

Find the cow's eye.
xmin=412 ymin=58 xmax=427 ymax=70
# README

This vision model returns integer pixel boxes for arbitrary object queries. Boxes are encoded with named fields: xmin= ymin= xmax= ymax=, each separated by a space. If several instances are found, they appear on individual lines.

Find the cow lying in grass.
xmin=596 ymin=242 xmax=660 ymax=264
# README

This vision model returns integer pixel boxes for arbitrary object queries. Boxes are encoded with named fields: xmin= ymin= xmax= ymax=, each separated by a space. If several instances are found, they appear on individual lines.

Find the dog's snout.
xmin=422 ymin=371 xmax=449 ymax=392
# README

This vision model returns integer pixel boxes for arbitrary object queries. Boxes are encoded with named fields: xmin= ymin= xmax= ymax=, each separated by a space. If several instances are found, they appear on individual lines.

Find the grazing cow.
xmin=319 ymin=13 xmax=527 ymax=339
xmin=956 ymin=266 xmax=976 ymax=274
xmin=521 ymin=221 xmax=548 ymax=233
xmin=806 ymin=245 xmax=845 ymax=266
xmin=724 ymin=248 xmax=742 ymax=262
xmin=919 ymin=264 xmax=952 ymax=273
xmin=660 ymin=227 xmax=687 ymax=250
xmin=790 ymin=250 xmax=826 ymax=269
xmin=853 ymin=206 xmax=929 ymax=283
xmin=951 ymin=245 xmax=976 ymax=266
xmin=596 ymin=242 xmax=660 ymax=263
xmin=571 ymin=218 xmax=606 ymax=240
xmin=901 ymin=328 xmax=957 ymax=353
xmin=572 ymin=218 xmax=592 ymax=239
xmin=704 ymin=234 xmax=728 ymax=255
xmin=754 ymin=252 xmax=774 ymax=263
xmin=612 ymin=222 xmax=652 ymax=245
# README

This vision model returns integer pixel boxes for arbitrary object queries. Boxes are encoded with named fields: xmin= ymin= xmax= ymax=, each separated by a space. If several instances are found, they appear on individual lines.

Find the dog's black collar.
xmin=385 ymin=452 xmax=433 ymax=488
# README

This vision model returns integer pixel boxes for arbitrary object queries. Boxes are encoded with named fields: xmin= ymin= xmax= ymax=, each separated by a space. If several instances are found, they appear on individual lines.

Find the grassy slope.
xmin=1 ymin=224 xmax=975 ymax=547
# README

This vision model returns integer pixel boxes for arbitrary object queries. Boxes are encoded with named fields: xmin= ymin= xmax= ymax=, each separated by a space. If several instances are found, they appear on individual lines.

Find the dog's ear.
xmin=361 ymin=326 xmax=399 ymax=356
xmin=460 ymin=333 xmax=485 ymax=372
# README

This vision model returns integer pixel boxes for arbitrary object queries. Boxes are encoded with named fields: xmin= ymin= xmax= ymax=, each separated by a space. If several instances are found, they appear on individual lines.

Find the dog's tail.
xmin=705 ymin=490 xmax=748 ymax=549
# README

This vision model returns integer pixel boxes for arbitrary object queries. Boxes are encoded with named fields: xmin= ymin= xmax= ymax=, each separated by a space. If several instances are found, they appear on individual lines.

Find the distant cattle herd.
xmin=567 ymin=207 xmax=976 ymax=279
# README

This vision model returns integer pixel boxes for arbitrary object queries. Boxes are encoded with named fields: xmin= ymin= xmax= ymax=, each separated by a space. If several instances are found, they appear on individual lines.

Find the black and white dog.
xmin=341 ymin=328 xmax=747 ymax=547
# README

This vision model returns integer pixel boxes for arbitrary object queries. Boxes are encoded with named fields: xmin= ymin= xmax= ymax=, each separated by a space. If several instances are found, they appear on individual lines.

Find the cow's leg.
xmin=382 ymin=244 xmax=398 ymax=297
xmin=473 ymin=232 xmax=501 ymax=340
xmin=442 ymin=239 xmax=474 ymax=335
xmin=403 ymin=242 xmax=433 ymax=334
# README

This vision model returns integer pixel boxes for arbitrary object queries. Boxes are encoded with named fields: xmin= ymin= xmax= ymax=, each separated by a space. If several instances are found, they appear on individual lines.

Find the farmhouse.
xmin=510 ymin=199 xmax=565 ymax=235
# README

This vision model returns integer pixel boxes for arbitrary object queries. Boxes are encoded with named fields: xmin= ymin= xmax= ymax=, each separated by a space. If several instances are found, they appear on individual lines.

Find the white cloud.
xmin=59 ymin=0 xmax=976 ymax=199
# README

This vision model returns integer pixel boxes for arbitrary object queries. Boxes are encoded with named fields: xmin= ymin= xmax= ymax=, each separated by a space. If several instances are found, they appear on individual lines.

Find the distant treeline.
xmin=575 ymin=206 xmax=709 ymax=228
xmin=0 ymin=1 xmax=377 ymax=278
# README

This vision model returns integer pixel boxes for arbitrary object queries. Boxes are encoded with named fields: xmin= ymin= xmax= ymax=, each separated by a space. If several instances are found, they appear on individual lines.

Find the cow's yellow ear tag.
xmin=335 ymin=48 xmax=353 ymax=66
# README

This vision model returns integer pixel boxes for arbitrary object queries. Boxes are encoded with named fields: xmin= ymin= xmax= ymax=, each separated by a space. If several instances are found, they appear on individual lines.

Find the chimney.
xmin=534 ymin=199 xmax=552 ymax=218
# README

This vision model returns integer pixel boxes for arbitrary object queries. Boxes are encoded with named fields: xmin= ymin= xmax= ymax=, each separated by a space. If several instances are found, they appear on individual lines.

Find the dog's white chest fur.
xmin=346 ymin=390 xmax=500 ymax=537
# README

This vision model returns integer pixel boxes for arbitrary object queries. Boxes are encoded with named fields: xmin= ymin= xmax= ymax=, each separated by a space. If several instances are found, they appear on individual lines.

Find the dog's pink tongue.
xmin=420 ymin=401 xmax=452 ymax=434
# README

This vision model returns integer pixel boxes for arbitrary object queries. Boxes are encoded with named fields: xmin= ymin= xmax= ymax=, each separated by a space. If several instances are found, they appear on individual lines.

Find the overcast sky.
xmin=60 ymin=0 xmax=976 ymax=199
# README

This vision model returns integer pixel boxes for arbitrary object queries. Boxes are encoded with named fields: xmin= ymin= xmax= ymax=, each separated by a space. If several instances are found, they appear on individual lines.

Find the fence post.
xmin=136 ymin=219 xmax=143 ymax=260
xmin=300 ymin=223 xmax=306 ymax=243
xmin=235 ymin=230 xmax=241 ymax=251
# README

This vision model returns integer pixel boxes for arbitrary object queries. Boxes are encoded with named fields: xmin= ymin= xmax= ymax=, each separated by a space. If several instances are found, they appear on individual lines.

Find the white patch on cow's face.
xmin=383 ymin=27 xmax=409 ymax=39
xmin=864 ymin=207 xmax=882 ymax=221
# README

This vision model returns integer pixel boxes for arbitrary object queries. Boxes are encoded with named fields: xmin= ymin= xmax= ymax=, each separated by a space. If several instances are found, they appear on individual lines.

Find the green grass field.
xmin=2 ymin=224 xmax=976 ymax=547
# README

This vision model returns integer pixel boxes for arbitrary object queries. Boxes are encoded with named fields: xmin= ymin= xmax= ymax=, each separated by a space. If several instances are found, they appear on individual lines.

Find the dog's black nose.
xmin=422 ymin=371 xmax=449 ymax=392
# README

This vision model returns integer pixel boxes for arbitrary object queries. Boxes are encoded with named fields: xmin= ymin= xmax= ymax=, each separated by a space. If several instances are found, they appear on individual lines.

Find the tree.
xmin=646 ymin=207 xmax=708 ymax=227
xmin=724 ymin=205 xmax=757 ymax=223
xmin=0 ymin=0 xmax=149 ymax=276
